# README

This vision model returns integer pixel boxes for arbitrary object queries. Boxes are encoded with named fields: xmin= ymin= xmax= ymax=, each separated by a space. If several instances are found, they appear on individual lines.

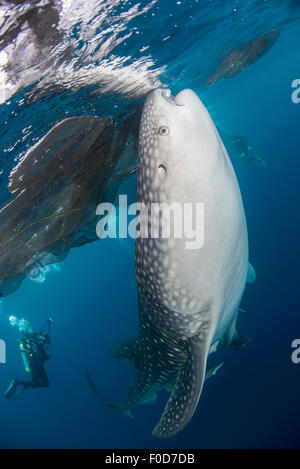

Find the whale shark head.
xmin=138 ymin=88 xmax=221 ymax=203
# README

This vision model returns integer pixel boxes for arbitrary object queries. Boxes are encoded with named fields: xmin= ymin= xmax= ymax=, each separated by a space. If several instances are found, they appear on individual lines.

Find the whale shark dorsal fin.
xmin=110 ymin=337 xmax=138 ymax=367
xmin=152 ymin=332 xmax=211 ymax=439
xmin=224 ymin=311 xmax=238 ymax=347
xmin=247 ymin=262 xmax=256 ymax=284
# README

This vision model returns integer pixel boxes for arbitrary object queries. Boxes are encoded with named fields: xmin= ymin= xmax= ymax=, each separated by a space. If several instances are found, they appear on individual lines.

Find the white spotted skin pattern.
xmin=136 ymin=92 xmax=201 ymax=340
xmin=114 ymin=300 xmax=187 ymax=414
xmin=136 ymin=88 xmax=248 ymax=340
xmin=132 ymin=88 xmax=248 ymax=438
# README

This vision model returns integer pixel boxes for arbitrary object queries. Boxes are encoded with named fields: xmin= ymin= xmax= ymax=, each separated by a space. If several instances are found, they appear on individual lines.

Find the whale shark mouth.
xmin=161 ymin=89 xmax=185 ymax=106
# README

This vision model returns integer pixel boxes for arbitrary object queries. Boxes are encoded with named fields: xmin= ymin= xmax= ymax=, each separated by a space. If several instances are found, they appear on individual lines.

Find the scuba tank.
xmin=19 ymin=341 xmax=31 ymax=373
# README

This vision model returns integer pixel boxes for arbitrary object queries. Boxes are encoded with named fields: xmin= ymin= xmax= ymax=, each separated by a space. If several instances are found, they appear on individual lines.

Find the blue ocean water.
xmin=0 ymin=0 xmax=300 ymax=449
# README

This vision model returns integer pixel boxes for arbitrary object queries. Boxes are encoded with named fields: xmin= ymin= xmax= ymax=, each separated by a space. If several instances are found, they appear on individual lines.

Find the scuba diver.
xmin=4 ymin=318 xmax=53 ymax=399
xmin=230 ymin=133 xmax=267 ymax=168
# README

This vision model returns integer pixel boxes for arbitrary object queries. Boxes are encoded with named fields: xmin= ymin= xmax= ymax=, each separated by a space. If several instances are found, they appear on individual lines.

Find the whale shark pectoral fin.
xmin=224 ymin=311 xmax=238 ymax=347
xmin=247 ymin=262 xmax=256 ymax=284
xmin=152 ymin=332 xmax=211 ymax=439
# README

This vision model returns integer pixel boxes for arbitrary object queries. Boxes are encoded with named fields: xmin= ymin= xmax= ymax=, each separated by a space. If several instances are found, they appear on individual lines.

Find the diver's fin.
xmin=247 ymin=262 xmax=256 ymax=284
xmin=110 ymin=337 xmax=138 ymax=367
xmin=152 ymin=332 xmax=211 ymax=439
xmin=13 ymin=385 xmax=27 ymax=400
xmin=224 ymin=311 xmax=238 ymax=347
xmin=261 ymin=159 xmax=267 ymax=169
xmin=4 ymin=379 xmax=19 ymax=399
xmin=85 ymin=370 xmax=141 ymax=421
xmin=255 ymin=156 xmax=267 ymax=168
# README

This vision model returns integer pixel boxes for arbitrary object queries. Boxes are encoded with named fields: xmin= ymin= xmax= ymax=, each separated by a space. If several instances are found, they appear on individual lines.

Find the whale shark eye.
xmin=158 ymin=126 xmax=170 ymax=136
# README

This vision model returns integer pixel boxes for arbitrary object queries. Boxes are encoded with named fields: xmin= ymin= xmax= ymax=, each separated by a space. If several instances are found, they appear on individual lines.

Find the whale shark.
xmin=87 ymin=88 xmax=249 ymax=438
xmin=133 ymin=88 xmax=248 ymax=438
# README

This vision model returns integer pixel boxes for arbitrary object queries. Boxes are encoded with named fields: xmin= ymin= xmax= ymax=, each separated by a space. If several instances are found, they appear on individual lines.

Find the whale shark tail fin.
xmin=152 ymin=332 xmax=211 ymax=439
xmin=85 ymin=370 xmax=116 ymax=408
xmin=85 ymin=370 xmax=142 ymax=422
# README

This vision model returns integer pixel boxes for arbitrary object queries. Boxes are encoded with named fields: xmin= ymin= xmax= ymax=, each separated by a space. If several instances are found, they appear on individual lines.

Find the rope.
xmin=0 ymin=208 xmax=83 ymax=250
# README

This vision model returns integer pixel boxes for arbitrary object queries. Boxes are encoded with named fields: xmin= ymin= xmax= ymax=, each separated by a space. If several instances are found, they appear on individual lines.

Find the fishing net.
xmin=0 ymin=109 xmax=140 ymax=296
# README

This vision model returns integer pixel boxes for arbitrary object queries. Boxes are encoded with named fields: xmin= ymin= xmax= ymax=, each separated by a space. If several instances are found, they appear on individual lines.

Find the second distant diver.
xmin=4 ymin=318 xmax=53 ymax=399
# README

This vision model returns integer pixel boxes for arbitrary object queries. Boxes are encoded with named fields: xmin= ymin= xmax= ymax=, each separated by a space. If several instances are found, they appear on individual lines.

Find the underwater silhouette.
xmin=206 ymin=29 xmax=280 ymax=85
xmin=4 ymin=318 xmax=53 ymax=399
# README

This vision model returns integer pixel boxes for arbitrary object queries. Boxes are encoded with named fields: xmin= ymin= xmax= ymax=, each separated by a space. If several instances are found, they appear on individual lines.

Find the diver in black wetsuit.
xmin=4 ymin=319 xmax=53 ymax=399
